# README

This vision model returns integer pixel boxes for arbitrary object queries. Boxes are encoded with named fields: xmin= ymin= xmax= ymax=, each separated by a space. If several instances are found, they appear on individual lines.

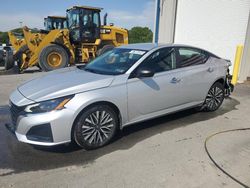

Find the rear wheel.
xmin=39 ymin=44 xmax=69 ymax=71
xmin=201 ymin=82 xmax=225 ymax=111
xmin=73 ymin=105 xmax=118 ymax=150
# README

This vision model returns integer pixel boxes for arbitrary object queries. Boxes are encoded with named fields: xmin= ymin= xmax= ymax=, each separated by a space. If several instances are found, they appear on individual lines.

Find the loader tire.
xmin=39 ymin=44 xmax=69 ymax=72
xmin=97 ymin=45 xmax=114 ymax=56
xmin=4 ymin=50 xmax=14 ymax=70
xmin=0 ymin=50 xmax=4 ymax=66
xmin=15 ymin=45 xmax=29 ymax=69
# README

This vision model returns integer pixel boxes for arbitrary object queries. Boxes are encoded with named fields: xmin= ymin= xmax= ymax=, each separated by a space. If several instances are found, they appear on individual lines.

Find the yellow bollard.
xmin=232 ymin=45 xmax=244 ymax=85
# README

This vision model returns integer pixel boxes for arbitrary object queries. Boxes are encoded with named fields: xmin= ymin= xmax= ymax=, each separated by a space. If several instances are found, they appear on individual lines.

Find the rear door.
xmin=174 ymin=47 xmax=217 ymax=104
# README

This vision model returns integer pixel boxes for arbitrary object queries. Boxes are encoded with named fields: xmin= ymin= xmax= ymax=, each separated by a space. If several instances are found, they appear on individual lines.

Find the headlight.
xmin=24 ymin=95 xmax=74 ymax=114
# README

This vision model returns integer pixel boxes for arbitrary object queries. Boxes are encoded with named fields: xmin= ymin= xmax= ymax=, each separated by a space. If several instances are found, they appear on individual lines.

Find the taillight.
xmin=225 ymin=59 xmax=232 ymax=67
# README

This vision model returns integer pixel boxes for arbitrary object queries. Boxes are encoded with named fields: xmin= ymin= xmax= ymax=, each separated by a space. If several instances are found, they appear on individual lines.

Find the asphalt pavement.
xmin=0 ymin=72 xmax=249 ymax=188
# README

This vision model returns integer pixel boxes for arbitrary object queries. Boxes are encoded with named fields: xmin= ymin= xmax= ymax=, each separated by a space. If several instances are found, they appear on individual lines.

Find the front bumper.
xmin=7 ymin=103 xmax=75 ymax=146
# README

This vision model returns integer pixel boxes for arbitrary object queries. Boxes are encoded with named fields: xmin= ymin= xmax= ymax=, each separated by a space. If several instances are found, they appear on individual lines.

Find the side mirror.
xmin=136 ymin=68 xmax=155 ymax=78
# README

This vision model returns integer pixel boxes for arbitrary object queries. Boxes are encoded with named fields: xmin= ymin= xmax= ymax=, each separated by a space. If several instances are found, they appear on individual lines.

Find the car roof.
xmin=117 ymin=43 xmax=220 ymax=58
xmin=117 ymin=43 xmax=201 ymax=51
xmin=117 ymin=43 xmax=160 ymax=51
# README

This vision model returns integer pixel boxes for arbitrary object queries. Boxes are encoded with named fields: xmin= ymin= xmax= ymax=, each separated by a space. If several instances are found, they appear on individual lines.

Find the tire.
xmin=97 ymin=45 xmax=114 ymax=56
xmin=73 ymin=105 xmax=118 ymax=150
xmin=15 ymin=45 xmax=29 ymax=69
xmin=4 ymin=50 xmax=14 ymax=70
xmin=39 ymin=44 xmax=69 ymax=72
xmin=0 ymin=50 xmax=3 ymax=62
xmin=0 ymin=50 xmax=4 ymax=66
xmin=201 ymin=82 xmax=225 ymax=112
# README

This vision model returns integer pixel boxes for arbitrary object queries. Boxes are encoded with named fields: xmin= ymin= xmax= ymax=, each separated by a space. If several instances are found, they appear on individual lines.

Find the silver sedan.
xmin=8 ymin=43 xmax=233 ymax=150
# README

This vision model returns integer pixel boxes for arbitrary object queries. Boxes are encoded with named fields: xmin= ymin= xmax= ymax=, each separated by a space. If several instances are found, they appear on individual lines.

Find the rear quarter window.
xmin=177 ymin=47 xmax=209 ymax=68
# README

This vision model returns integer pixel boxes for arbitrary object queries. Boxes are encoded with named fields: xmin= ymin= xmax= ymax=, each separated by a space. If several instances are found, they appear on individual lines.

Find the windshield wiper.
xmin=84 ymin=68 xmax=100 ymax=74
xmin=84 ymin=68 xmax=115 ymax=75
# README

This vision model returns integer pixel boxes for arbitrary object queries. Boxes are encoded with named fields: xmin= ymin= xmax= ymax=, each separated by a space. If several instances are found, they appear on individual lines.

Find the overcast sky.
xmin=0 ymin=0 xmax=155 ymax=31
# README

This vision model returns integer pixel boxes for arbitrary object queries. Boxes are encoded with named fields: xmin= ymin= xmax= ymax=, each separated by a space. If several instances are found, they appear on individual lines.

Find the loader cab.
xmin=44 ymin=16 xmax=67 ymax=31
xmin=67 ymin=6 xmax=101 ymax=44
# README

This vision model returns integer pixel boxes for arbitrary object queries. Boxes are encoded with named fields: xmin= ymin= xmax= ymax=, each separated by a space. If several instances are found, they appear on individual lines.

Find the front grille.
xmin=9 ymin=102 xmax=24 ymax=130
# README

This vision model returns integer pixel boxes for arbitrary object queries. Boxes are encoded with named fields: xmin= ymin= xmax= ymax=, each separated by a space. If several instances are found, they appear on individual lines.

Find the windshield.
xmin=84 ymin=48 xmax=147 ymax=75
xmin=67 ymin=9 xmax=79 ymax=29
xmin=45 ymin=18 xmax=66 ymax=30
xmin=44 ymin=18 xmax=52 ymax=30
xmin=63 ymin=20 xmax=68 ymax=29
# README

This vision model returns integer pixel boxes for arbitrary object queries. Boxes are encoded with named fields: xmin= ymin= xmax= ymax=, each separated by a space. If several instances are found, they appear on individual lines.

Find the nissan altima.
xmin=7 ymin=43 xmax=233 ymax=150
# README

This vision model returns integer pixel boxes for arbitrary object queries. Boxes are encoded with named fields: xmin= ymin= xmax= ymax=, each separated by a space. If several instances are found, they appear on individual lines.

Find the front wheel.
xmin=73 ymin=105 xmax=118 ymax=150
xmin=201 ymin=82 xmax=225 ymax=112
xmin=4 ymin=50 xmax=14 ymax=70
xmin=39 ymin=44 xmax=69 ymax=71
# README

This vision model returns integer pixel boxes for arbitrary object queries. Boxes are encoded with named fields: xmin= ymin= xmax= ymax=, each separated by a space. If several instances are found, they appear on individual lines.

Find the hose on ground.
xmin=205 ymin=128 xmax=250 ymax=188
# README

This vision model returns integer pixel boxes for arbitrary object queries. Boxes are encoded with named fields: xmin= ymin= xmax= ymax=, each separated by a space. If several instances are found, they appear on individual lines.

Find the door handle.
xmin=207 ymin=67 xmax=214 ymax=73
xmin=171 ymin=77 xmax=181 ymax=84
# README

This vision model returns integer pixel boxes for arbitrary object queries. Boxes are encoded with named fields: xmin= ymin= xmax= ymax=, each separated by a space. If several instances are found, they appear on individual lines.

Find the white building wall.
xmin=158 ymin=0 xmax=177 ymax=43
xmin=239 ymin=12 xmax=250 ymax=82
xmin=174 ymin=0 xmax=250 ymax=72
xmin=157 ymin=0 xmax=250 ymax=74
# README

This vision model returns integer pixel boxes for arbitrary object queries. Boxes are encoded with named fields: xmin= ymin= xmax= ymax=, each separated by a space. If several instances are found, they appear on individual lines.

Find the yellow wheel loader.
xmin=8 ymin=16 xmax=67 ymax=53
xmin=6 ymin=6 xmax=128 ymax=72
xmin=6 ymin=16 xmax=68 ymax=71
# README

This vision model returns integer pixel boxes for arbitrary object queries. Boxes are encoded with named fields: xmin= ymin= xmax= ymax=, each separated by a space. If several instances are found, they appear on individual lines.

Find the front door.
xmin=127 ymin=47 xmax=184 ymax=122
xmin=81 ymin=9 xmax=100 ymax=43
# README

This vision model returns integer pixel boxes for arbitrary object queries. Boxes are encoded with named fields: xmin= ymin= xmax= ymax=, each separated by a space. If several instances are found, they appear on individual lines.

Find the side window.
xmin=63 ymin=20 xmax=67 ymax=29
xmin=137 ymin=48 xmax=176 ymax=74
xmin=83 ymin=14 xmax=90 ymax=26
xmin=93 ymin=13 xmax=100 ymax=27
xmin=176 ymin=48 xmax=208 ymax=68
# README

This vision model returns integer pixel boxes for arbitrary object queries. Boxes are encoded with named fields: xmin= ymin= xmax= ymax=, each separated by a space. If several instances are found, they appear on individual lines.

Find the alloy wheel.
xmin=204 ymin=84 xmax=224 ymax=111
xmin=81 ymin=110 xmax=115 ymax=145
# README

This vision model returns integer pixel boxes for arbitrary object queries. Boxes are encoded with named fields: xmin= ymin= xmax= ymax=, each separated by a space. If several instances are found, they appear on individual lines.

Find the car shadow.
xmin=0 ymin=97 xmax=240 ymax=176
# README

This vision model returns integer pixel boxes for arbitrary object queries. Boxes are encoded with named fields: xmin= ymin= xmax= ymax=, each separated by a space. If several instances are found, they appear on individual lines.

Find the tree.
xmin=0 ymin=28 xmax=23 ymax=44
xmin=0 ymin=31 xmax=9 ymax=44
xmin=128 ymin=27 xmax=153 ymax=44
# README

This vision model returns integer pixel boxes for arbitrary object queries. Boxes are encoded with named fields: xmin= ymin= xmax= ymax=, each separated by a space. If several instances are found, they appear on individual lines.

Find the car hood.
xmin=18 ymin=67 xmax=114 ymax=102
